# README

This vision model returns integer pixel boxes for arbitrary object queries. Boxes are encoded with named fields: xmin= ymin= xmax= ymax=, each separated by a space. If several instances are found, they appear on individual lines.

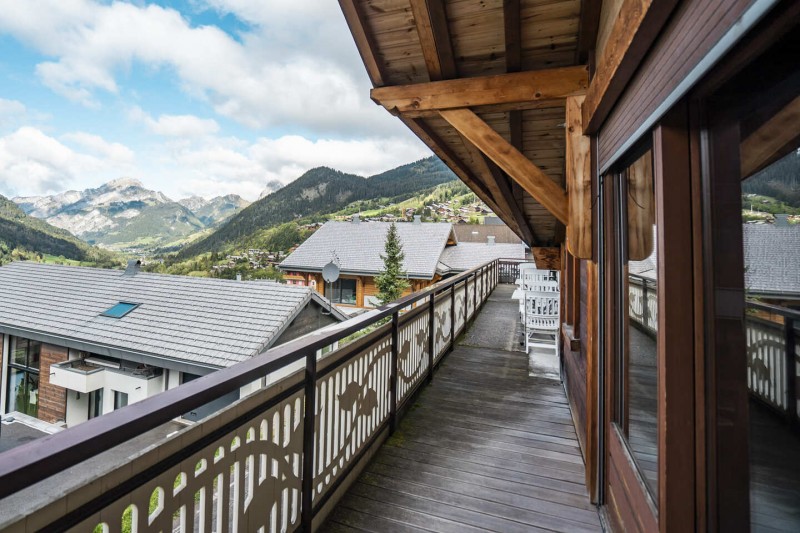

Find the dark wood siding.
xmin=597 ymin=0 xmax=754 ymax=168
xmin=563 ymin=260 xmax=590 ymax=457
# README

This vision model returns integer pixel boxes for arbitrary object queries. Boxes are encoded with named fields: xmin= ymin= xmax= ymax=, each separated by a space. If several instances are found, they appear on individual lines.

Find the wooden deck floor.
xmin=322 ymin=286 xmax=601 ymax=532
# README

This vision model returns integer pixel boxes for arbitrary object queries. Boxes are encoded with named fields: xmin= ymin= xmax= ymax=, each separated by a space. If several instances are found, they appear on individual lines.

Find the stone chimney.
xmin=123 ymin=259 xmax=141 ymax=276
xmin=487 ymin=235 xmax=496 ymax=246
xmin=413 ymin=215 xmax=422 ymax=225
xmin=775 ymin=214 xmax=790 ymax=227
xmin=352 ymin=214 xmax=360 ymax=224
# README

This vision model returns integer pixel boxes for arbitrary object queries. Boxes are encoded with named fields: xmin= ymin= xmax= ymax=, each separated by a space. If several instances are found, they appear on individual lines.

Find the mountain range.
xmin=0 ymin=194 xmax=116 ymax=266
xmin=176 ymin=156 xmax=458 ymax=258
xmin=13 ymin=178 xmax=250 ymax=251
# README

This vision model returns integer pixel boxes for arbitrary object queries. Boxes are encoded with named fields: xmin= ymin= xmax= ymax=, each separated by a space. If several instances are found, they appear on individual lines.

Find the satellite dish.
xmin=322 ymin=261 xmax=340 ymax=283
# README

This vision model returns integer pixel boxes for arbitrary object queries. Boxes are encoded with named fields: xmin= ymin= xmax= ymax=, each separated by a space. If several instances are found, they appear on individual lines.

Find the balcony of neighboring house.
xmin=0 ymin=260 xmax=601 ymax=532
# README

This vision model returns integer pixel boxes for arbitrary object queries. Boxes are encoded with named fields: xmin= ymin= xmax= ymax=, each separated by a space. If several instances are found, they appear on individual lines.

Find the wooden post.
xmin=428 ymin=294 xmax=435 ymax=383
xmin=641 ymin=277 xmax=649 ymax=330
xmin=450 ymin=285 xmax=456 ymax=348
xmin=473 ymin=272 xmax=477 ymax=314
xmin=389 ymin=312 xmax=399 ymax=434
xmin=464 ymin=275 xmax=469 ymax=323
xmin=301 ymin=350 xmax=317 ymax=531
xmin=785 ymin=317 xmax=797 ymax=423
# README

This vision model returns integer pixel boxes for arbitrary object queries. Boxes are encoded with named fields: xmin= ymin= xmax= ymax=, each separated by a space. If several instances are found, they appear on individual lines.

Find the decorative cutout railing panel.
xmin=628 ymin=274 xmax=657 ymax=334
xmin=397 ymin=307 xmax=430 ymax=405
xmin=0 ymin=261 xmax=499 ymax=533
xmin=434 ymin=291 xmax=452 ymax=362
xmin=745 ymin=315 xmax=799 ymax=416
xmin=454 ymin=281 xmax=466 ymax=335
xmin=78 ymin=386 xmax=305 ymax=533
xmin=313 ymin=331 xmax=392 ymax=503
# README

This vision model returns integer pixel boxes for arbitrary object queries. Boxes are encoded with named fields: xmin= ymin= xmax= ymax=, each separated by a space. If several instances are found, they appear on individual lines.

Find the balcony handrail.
xmin=0 ymin=259 xmax=497 ymax=509
xmin=746 ymin=299 xmax=800 ymax=321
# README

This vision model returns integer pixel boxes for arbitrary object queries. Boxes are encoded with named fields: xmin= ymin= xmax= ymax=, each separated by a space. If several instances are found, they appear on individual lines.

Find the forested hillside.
xmin=177 ymin=156 xmax=457 ymax=258
xmin=0 ymin=194 xmax=118 ymax=266
xmin=743 ymin=150 xmax=800 ymax=207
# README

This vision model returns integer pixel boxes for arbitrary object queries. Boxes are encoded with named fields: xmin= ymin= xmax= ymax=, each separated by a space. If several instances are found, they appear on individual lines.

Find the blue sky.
xmin=0 ymin=0 xmax=429 ymax=201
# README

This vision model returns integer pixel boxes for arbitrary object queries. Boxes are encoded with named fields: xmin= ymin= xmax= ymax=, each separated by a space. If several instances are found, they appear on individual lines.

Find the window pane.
xmin=88 ymin=389 xmax=103 ymax=419
xmin=28 ymin=340 xmax=41 ymax=369
xmin=615 ymin=148 xmax=659 ymax=500
xmin=11 ymin=337 xmax=28 ymax=366
xmin=6 ymin=369 xmax=38 ymax=418
xmin=114 ymin=391 xmax=129 ymax=410
xmin=340 ymin=279 xmax=357 ymax=305
xmin=6 ymin=367 xmax=24 ymax=413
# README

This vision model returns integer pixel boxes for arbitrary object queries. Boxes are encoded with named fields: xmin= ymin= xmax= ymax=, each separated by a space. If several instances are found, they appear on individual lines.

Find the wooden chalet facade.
xmin=340 ymin=0 xmax=800 ymax=531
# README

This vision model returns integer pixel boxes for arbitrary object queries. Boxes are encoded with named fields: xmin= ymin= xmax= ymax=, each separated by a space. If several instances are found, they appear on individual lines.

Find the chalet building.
xmin=279 ymin=218 xmax=525 ymax=308
xmin=453 ymin=217 xmax=524 ymax=244
xmin=2 ymin=1 xmax=800 ymax=532
xmin=0 ymin=261 xmax=344 ymax=427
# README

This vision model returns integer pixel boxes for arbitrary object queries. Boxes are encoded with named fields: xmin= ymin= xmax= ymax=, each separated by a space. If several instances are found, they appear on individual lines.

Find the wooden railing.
xmin=628 ymin=273 xmax=658 ymax=334
xmin=0 ymin=260 xmax=498 ymax=532
xmin=746 ymin=301 xmax=799 ymax=425
xmin=498 ymin=258 xmax=526 ymax=284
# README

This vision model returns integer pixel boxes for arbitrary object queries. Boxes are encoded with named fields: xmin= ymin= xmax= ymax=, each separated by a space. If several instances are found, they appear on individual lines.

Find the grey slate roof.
xmin=438 ymin=242 xmax=526 ymax=274
xmin=743 ymin=224 xmax=800 ymax=296
xmin=280 ymin=221 xmax=456 ymax=279
xmin=0 ymin=261 xmax=337 ymax=369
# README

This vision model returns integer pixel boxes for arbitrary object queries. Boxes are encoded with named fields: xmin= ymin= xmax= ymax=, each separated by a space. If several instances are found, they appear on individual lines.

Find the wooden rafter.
xmin=576 ymin=0 xmax=602 ymax=67
xmin=741 ymin=94 xmax=800 ymax=179
xmin=372 ymin=67 xmax=589 ymax=115
xmin=503 ymin=0 xmax=522 ymax=73
xmin=338 ymin=0 xmax=386 ymax=87
xmin=582 ymin=0 xmax=679 ymax=132
xmin=400 ymin=116 xmax=525 ymax=235
xmin=465 ymin=142 xmax=538 ymax=245
xmin=410 ymin=0 xmax=457 ymax=81
xmin=440 ymin=108 xmax=569 ymax=225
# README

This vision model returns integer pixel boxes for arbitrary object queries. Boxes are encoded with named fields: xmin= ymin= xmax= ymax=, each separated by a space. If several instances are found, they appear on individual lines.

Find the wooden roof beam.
xmin=503 ymin=0 xmax=522 ymax=73
xmin=400 ymin=116 xmax=530 ymax=240
xmin=410 ymin=0 xmax=457 ymax=81
xmin=372 ymin=67 xmax=589 ymax=115
xmin=464 ymin=143 xmax=538 ymax=245
xmin=741 ymin=93 xmax=800 ymax=179
xmin=576 ymin=0 xmax=602 ymax=67
xmin=339 ymin=0 xmax=387 ymax=87
xmin=440 ymin=108 xmax=569 ymax=225
xmin=582 ymin=0 xmax=679 ymax=133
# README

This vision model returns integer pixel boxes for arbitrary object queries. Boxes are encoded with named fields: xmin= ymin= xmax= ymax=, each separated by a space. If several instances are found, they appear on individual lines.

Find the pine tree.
xmin=375 ymin=223 xmax=410 ymax=305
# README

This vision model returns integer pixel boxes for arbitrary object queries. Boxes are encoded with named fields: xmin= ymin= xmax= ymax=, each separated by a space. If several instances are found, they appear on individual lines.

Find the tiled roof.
xmin=453 ymin=224 xmax=523 ymax=244
xmin=0 ymin=262 xmax=332 ymax=369
xmin=438 ymin=242 xmax=526 ymax=273
xmin=280 ymin=221 xmax=455 ymax=279
xmin=743 ymin=224 xmax=800 ymax=296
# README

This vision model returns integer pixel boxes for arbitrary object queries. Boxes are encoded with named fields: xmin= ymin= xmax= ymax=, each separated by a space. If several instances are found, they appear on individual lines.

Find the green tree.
xmin=375 ymin=223 xmax=410 ymax=305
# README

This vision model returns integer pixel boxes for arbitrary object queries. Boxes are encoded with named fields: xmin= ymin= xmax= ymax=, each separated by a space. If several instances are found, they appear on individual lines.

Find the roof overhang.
xmin=340 ymin=0 xmax=595 ymax=248
xmin=0 ymin=324 xmax=221 ymax=375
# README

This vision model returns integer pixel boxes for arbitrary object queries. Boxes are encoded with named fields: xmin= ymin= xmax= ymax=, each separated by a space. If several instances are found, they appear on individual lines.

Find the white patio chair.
xmin=524 ymin=291 xmax=561 ymax=358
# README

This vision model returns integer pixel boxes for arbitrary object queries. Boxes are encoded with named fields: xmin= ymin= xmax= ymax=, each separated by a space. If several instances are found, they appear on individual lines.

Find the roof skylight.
xmin=101 ymin=302 xmax=139 ymax=318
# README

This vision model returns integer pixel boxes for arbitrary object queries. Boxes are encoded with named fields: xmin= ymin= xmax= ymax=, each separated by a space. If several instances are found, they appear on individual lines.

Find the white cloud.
xmin=61 ymin=131 xmax=135 ymax=163
xmin=174 ymin=134 xmax=430 ymax=200
xmin=0 ymin=0 xmax=402 ymax=136
xmin=0 ymin=98 xmax=26 ymax=120
xmin=128 ymin=107 xmax=219 ymax=137
xmin=0 ymin=127 xmax=116 ymax=196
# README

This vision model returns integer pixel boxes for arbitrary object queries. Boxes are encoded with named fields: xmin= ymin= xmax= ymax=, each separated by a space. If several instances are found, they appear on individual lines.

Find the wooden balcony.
xmin=323 ymin=284 xmax=601 ymax=532
xmin=0 ymin=261 xmax=601 ymax=532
